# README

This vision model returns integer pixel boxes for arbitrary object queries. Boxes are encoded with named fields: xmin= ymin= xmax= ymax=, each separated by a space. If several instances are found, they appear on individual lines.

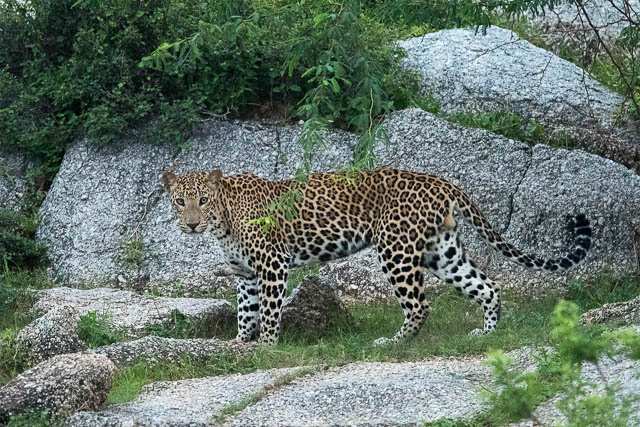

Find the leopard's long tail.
xmin=453 ymin=189 xmax=591 ymax=272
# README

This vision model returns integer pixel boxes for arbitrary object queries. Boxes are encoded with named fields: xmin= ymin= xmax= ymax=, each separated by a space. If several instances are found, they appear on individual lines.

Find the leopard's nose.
xmin=187 ymin=223 xmax=199 ymax=231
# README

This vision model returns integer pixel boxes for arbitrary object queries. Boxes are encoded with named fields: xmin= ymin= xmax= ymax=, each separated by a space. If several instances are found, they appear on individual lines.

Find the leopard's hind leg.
xmin=424 ymin=226 xmax=502 ymax=336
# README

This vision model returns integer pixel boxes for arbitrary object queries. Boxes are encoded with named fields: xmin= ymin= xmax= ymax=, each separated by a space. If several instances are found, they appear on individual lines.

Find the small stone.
xmin=281 ymin=275 xmax=352 ymax=338
xmin=0 ymin=353 xmax=116 ymax=423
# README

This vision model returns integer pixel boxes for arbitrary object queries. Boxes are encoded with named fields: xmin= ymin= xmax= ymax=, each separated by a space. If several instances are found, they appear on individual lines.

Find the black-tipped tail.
xmin=516 ymin=214 xmax=592 ymax=272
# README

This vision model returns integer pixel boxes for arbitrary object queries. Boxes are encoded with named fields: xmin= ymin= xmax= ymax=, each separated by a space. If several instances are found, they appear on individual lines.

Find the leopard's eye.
xmin=175 ymin=198 xmax=185 ymax=206
xmin=199 ymin=197 xmax=209 ymax=205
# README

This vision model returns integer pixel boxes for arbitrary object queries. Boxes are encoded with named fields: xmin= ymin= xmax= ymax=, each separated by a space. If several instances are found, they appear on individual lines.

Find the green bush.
xmin=0 ymin=0 xmax=500 ymax=185
xmin=0 ymin=209 xmax=47 ymax=270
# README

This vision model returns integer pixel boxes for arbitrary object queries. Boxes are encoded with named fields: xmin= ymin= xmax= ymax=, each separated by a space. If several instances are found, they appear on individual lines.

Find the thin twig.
xmin=576 ymin=1 xmax=640 ymax=114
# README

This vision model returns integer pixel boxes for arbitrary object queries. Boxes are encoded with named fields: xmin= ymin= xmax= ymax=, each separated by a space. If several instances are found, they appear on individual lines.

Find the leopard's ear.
xmin=161 ymin=171 xmax=178 ymax=192
xmin=205 ymin=169 xmax=223 ymax=188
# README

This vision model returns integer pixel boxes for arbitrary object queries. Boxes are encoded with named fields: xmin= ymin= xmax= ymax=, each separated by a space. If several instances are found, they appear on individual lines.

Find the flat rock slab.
xmin=66 ymin=348 xmax=640 ymax=426
xmin=66 ymin=368 xmax=295 ymax=426
xmin=226 ymin=361 xmax=491 ymax=426
xmin=399 ymin=27 xmax=623 ymax=130
xmin=34 ymin=287 xmax=235 ymax=338
xmin=94 ymin=336 xmax=254 ymax=367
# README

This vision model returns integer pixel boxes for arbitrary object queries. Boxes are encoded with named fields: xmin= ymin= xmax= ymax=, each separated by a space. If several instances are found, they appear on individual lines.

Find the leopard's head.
xmin=161 ymin=170 xmax=223 ymax=234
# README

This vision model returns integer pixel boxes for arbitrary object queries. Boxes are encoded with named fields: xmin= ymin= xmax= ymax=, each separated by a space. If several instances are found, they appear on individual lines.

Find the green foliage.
xmin=482 ymin=299 xmax=640 ymax=426
xmin=77 ymin=312 xmax=124 ymax=348
xmin=0 ymin=269 xmax=53 ymax=385
xmin=0 ymin=209 xmax=48 ymax=270
xmin=0 ymin=328 xmax=30 ymax=387
xmin=446 ymin=110 xmax=575 ymax=148
xmin=551 ymin=300 xmax=607 ymax=364
xmin=482 ymin=350 xmax=550 ymax=423
xmin=119 ymin=236 xmax=145 ymax=268
xmin=0 ymin=0 xmax=206 ymax=181
xmin=7 ymin=409 xmax=60 ymax=427
xmin=363 ymin=0 xmax=493 ymax=38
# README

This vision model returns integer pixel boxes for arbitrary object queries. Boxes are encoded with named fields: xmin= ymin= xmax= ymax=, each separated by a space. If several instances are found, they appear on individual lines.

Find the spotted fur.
xmin=162 ymin=169 xmax=592 ymax=345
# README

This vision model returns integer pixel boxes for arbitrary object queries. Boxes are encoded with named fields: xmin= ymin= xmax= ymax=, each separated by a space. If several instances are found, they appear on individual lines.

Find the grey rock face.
xmin=399 ymin=27 xmax=623 ymax=130
xmin=94 ymin=336 xmax=254 ymax=367
xmin=66 ymin=368 xmax=295 ymax=426
xmin=37 ymin=120 xmax=354 ymax=295
xmin=580 ymin=295 xmax=640 ymax=325
xmin=38 ymin=109 xmax=640 ymax=299
xmin=0 ymin=352 xmax=116 ymax=423
xmin=281 ymin=275 xmax=351 ymax=338
xmin=343 ymin=109 xmax=640 ymax=296
xmin=524 ymin=0 xmax=640 ymax=48
xmin=16 ymin=305 xmax=86 ymax=365
xmin=33 ymin=287 xmax=235 ymax=338
xmin=0 ymin=149 xmax=32 ymax=211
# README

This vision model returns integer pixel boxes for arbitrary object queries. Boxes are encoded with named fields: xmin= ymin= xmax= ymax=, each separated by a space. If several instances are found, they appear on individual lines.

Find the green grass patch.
xmin=7 ymin=408 xmax=62 ymax=427
xmin=77 ymin=312 xmax=125 ymax=349
xmin=568 ymin=271 xmax=640 ymax=312
xmin=286 ymin=265 xmax=320 ymax=296
xmin=0 ymin=268 xmax=55 ymax=386
xmin=145 ymin=309 xmax=236 ymax=340
xmin=107 ymin=272 xmax=640 ymax=407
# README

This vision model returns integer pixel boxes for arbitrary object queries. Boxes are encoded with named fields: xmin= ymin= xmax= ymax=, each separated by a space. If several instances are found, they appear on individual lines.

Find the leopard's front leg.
xmin=255 ymin=252 xmax=289 ymax=345
xmin=235 ymin=274 xmax=260 ymax=342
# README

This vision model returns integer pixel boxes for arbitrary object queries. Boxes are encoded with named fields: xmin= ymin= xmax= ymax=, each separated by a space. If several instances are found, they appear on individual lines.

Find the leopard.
xmin=161 ymin=168 xmax=592 ymax=345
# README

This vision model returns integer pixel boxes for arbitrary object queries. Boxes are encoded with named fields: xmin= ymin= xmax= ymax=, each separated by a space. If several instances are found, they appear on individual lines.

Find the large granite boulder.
xmin=398 ymin=27 xmax=640 ymax=173
xmin=15 ymin=305 xmax=86 ymax=365
xmin=37 ymin=109 xmax=640 ymax=299
xmin=0 ymin=352 xmax=116 ymax=423
xmin=399 ymin=27 xmax=623 ymax=130
xmin=33 ymin=287 xmax=235 ymax=338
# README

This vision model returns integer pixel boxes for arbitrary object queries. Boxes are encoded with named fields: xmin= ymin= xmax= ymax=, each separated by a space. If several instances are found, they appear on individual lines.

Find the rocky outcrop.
xmin=399 ymin=27 xmax=640 ymax=173
xmin=580 ymin=295 xmax=640 ymax=326
xmin=281 ymin=275 xmax=351 ymax=338
xmin=37 ymin=109 xmax=640 ymax=298
xmin=93 ymin=336 xmax=254 ymax=367
xmin=0 ymin=353 xmax=116 ymax=423
xmin=15 ymin=305 xmax=86 ymax=365
xmin=0 ymin=149 xmax=33 ymax=211
xmin=33 ymin=287 xmax=235 ymax=338
xmin=64 ymin=349 xmax=539 ymax=426
xmin=399 ymin=27 xmax=623 ymax=129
